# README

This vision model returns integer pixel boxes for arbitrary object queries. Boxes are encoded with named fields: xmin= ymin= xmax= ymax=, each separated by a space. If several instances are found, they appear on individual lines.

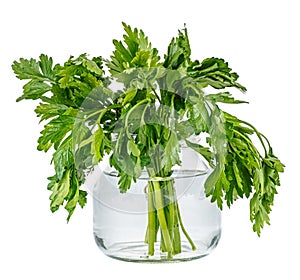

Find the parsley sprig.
xmin=13 ymin=23 xmax=284 ymax=256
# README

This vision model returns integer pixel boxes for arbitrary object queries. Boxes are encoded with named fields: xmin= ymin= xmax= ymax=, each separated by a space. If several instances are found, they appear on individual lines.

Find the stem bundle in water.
xmin=145 ymin=178 xmax=196 ymax=258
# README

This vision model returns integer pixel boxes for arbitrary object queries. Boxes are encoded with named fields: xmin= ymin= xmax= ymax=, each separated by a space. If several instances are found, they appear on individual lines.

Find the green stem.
xmin=151 ymin=180 xmax=173 ymax=257
xmin=175 ymin=200 xmax=197 ymax=251
xmin=167 ymin=181 xmax=181 ymax=254
xmin=85 ymin=104 xmax=122 ymax=133
xmin=232 ymin=130 xmax=263 ymax=165
xmin=173 ymin=209 xmax=181 ymax=254
xmin=144 ymin=225 xmax=148 ymax=243
xmin=238 ymin=119 xmax=268 ymax=156
xmin=160 ymin=229 xmax=167 ymax=252
xmin=260 ymin=133 xmax=272 ymax=152
xmin=125 ymin=98 xmax=150 ymax=138
xmin=147 ymin=183 xmax=156 ymax=256
xmin=167 ymin=183 xmax=175 ymax=242
xmin=145 ymin=169 xmax=196 ymax=257
xmin=85 ymin=104 xmax=122 ymax=121
xmin=152 ymin=88 xmax=161 ymax=103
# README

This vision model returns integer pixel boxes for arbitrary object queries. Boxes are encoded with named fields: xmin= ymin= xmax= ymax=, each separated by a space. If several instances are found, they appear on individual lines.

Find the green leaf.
xmin=122 ymin=88 xmax=137 ymax=105
xmin=188 ymin=57 xmax=247 ymax=92
xmin=47 ymin=175 xmax=57 ymax=191
xmin=83 ymin=59 xmax=103 ymax=76
xmin=265 ymin=155 xmax=285 ymax=173
xmin=65 ymin=172 xmax=79 ymax=221
xmin=212 ymin=179 xmax=224 ymax=209
xmin=250 ymin=193 xmax=270 ymax=236
xmin=206 ymin=92 xmax=248 ymax=104
xmin=52 ymin=135 xmax=74 ymax=180
xmin=13 ymin=62 xmax=55 ymax=102
xmin=185 ymin=140 xmax=214 ymax=166
xmin=35 ymin=103 xmax=68 ymax=122
xmin=119 ymin=172 xmax=133 ymax=193
xmin=77 ymin=134 xmax=94 ymax=149
xmin=232 ymin=160 xmax=244 ymax=198
xmin=12 ymin=54 xmax=55 ymax=82
xmin=16 ymin=80 xmax=52 ymax=102
xmin=50 ymin=169 xmax=70 ymax=212
xmin=13 ymin=54 xmax=56 ymax=102
xmin=253 ymin=168 xmax=264 ymax=192
xmin=249 ymin=154 xmax=283 ymax=235
xmin=131 ymin=50 xmax=152 ymax=67
xmin=65 ymin=189 xmax=79 ymax=221
xmin=52 ymin=54 xmax=104 ymax=108
xmin=107 ymin=22 xmax=160 ymax=74
xmin=57 ymin=64 xmax=81 ymax=88
xmin=161 ymin=131 xmax=180 ymax=171
xmin=127 ymin=140 xmax=140 ymax=157
xmin=78 ymin=190 xmax=88 ymax=208
xmin=12 ymin=57 xmax=42 ymax=80
xmin=205 ymin=164 xmax=222 ymax=196
xmin=39 ymin=54 xmax=56 ymax=80
xmin=37 ymin=109 xmax=76 ymax=151
xmin=163 ymin=26 xmax=191 ymax=69
xmin=238 ymin=163 xmax=252 ymax=198
xmin=91 ymin=128 xmax=105 ymax=164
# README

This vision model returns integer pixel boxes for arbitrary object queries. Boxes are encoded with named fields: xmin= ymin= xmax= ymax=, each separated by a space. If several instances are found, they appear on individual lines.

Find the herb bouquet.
xmin=13 ymin=23 xmax=284 ymax=262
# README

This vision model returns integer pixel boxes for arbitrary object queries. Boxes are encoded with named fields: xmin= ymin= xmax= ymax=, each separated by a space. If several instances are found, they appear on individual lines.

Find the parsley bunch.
xmin=13 ymin=23 xmax=284 ymax=256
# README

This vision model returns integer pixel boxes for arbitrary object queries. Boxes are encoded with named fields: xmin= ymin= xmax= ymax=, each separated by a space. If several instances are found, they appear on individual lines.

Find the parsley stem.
xmin=174 ymin=195 xmax=196 ymax=251
xmin=125 ymin=99 xmax=150 ymax=138
xmin=238 ymin=120 xmax=268 ymax=156
xmin=151 ymin=180 xmax=173 ymax=257
xmin=147 ymin=183 xmax=156 ymax=256
xmin=167 ymin=181 xmax=181 ymax=254
xmin=167 ymin=182 xmax=175 ymax=246
xmin=152 ymin=88 xmax=161 ymax=103
xmin=259 ymin=133 xmax=272 ymax=151
xmin=147 ymin=168 xmax=174 ymax=257
xmin=233 ymin=129 xmax=262 ymax=160
xmin=85 ymin=104 xmax=122 ymax=122
xmin=84 ymin=109 xmax=104 ymax=120
xmin=160 ymin=229 xmax=167 ymax=252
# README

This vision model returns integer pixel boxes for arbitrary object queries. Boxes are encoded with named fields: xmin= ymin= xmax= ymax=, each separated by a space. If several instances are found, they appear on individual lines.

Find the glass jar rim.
xmin=104 ymin=168 xmax=209 ymax=181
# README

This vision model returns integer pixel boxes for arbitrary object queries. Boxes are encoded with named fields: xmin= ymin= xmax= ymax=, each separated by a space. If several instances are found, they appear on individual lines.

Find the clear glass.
xmin=92 ymin=147 xmax=221 ymax=262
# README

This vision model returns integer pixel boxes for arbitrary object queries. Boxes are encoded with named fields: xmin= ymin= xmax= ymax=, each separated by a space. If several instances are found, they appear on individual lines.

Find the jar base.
xmin=94 ymin=234 xmax=221 ymax=263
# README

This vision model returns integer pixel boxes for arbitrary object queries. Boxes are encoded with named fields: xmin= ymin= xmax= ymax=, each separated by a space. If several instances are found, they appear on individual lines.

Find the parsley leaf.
xmin=163 ymin=26 xmax=191 ymax=69
xmin=107 ymin=22 xmax=160 ymax=75
xmin=188 ymin=57 xmax=247 ymax=92
xmin=12 ymin=54 xmax=56 ymax=101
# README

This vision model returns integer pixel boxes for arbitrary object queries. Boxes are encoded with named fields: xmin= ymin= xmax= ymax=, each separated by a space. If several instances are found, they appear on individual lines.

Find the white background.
xmin=1 ymin=0 xmax=299 ymax=279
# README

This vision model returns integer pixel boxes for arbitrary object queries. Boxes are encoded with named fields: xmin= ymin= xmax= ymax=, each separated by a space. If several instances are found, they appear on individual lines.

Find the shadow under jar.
xmin=92 ymin=146 xmax=221 ymax=263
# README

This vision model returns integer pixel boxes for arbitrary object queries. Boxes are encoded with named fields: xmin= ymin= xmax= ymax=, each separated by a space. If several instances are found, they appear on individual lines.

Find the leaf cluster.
xmin=13 ymin=54 xmax=105 ymax=220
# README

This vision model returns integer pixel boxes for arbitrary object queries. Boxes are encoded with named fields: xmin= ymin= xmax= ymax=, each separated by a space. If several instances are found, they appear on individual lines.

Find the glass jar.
xmin=91 ymin=146 xmax=221 ymax=262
